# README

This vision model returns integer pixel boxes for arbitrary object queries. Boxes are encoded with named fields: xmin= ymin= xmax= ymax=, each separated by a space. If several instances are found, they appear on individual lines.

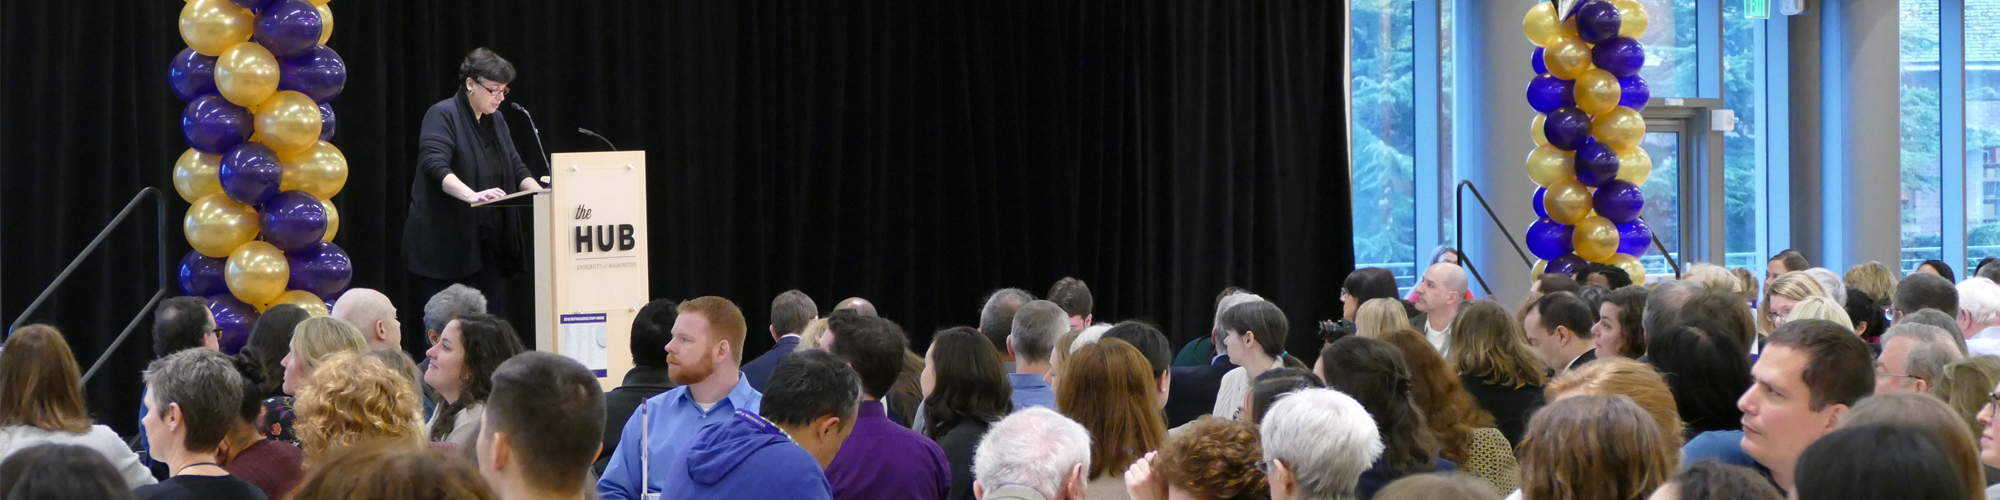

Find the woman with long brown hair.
xmin=1515 ymin=395 xmax=1674 ymax=500
xmin=921 ymin=327 xmax=1014 ymax=500
xmin=1446 ymin=300 xmax=1548 ymax=445
xmin=0 ymin=325 xmax=154 ymax=488
xmin=1317 ymin=336 xmax=1452 ymax=498
xmin=1544 ymin=358 xmax=1685 ymax=462
xmin=1059 ymin=338 xmax=1167 ymax=500
xmin=1376 ymin=328 xmax=1516 ymax=495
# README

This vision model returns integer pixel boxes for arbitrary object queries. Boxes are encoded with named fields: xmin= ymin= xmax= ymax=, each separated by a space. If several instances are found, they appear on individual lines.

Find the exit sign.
xmin=1746 ymin=0 xmax=1770 ymax=19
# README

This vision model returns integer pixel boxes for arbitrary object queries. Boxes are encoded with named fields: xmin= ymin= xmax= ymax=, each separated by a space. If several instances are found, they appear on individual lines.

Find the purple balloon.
xmin=318 ymin=102 xmax=336 ymax=141
xmin=286 ymin=241 xmax=353 ymax=300
xmin=1533 ymin=187 xmax=1550 ymax=219
xmin=1574 ymin=0 xmax=1623 ymax=44
xmin=261 ymin=191 xmax=329 ymax=251
xmin=280 ymin=45 xmax=346 ymax=103
xmin=1592 ymin=37 xmax=1647 ymax=77
xmin=1527 ymin=218 xmax=1576 ymax=261
xmin=220 ymin=143 xmax=283 ymax=206
xmin=231 ymin=0 xmax=277 ymax=10
xmin=1546 ymin=254 xmax=1589 ymax=277
xmin=1531 ymin=48 xmax=1548 ymax=74
xmin=1593 ymin=181 xmax=1646 ymax=223
xmin=178 ymin=250 xmax=229 ymax=297
xmin=253 ymin=0 xmax=323 ymax=58
xmin=1574 ymin=142 xmax=1622 ymax=187
xmin=1617 ymin=218 xmax=1653 ymax=256
xmin=1526 ymin=74 xmax=1576 ymax=114
xmin=1543 ymin=106 xmax=1594 ymax=151
xmin=1618 ymin=74 xmax=1650 ymax=110
xmin=169 ymin=49 xmax=218 ymax=102
xmin=206 ymin=295 xmax=261 ymax=355
xmin=182 ymin=95 xmax=254 ymax=155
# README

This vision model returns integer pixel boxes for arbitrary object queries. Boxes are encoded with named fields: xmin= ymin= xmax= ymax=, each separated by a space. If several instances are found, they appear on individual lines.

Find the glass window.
xmin=1723 ymin=0 xmax=1767 ymax=273
xmin=1638 ymin=0 xmax=1702 ymax=98
xmin=1966 ymin=0 xmax=2000 ymax=266
xmin=1903 ymin=0 xmax=1944 ymax=273
xmin=1439 ymin=0 xmax=1457 ymax=251
xmin=1639 ymin=131 xmax=1683 ymax=275
xmin=1350 ymin=0 xmax=1418 ymax=289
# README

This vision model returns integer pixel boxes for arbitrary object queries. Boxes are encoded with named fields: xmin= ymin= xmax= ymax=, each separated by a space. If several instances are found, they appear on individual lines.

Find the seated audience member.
xmin=1515 ymin=395 xmax=1674 ymax=500
xmin=1410 ymin=263 xmax=1469 ymax=355
xmin=971 ymin=407 xmax=1092 ymax=500
xmin=1122 ymin=416 xmax=1267 ymax=500
xmin=1593 ymin=286 xmax=1649 ymax=359
xmin=1896 ymin=272 xmax=1961 ymax=324
xmin=1844 ymin=289 xmax=1890 ymax=342
xmin=1980 ymin=257 xmax=2000 ymax=281
xmin=922 ymin=327 xmax=1015 ymax=500
xmin=661 ymin=350 xmax=861 ymax=499
xmin=1576 ymin=263 xmax=1634 ymax=290
xmin=1645 ymin=319 xmax=1753 ymax=438
xmin=0 ymin=325 xmax=154 ymax=488
xmin=1545 ymin=358 xmax=1685 ymax=463
xmin=1837 ymin=393 xmax=1984 ymax=498
xmin=1049 ymin=277 xmax=1095 ymax=332
xmin=1917 ymin=258 xmax=1960 ymax=283
xmin=292 ymin=440 xmax=499 ymax=500
xmin=241 ymin=304 xmax=310 ymax=400
xmin=744 ymin=290 xmax=816 ymax=391
xmin=820 ymin=311 xmax=951 ymax=500
xmin=423 ymin=314 xmax=525 ymax=453
xmin=980 ymin=288 xmax=1036 ymax=367
xmin=1766 ymin=250 xmax=1811 ymax=285
xmin=137 ymin=349 xmax=267 ymax=500
xmin=1060 ymin=340 xmax=1168 ymax=499
xmin=1212 ymin=301 xmax=1292 ymax=420
xmin=418 ymin=284 xmax=489 ymax=414
xmin=1732 ymin=268 xmax=1761 ymax=301
xmin=1341 ymin=270 xmax=1402 ymax=334
xmin=1103 ymin=321 xmax=1175 ymax=410
xmin=1446 ymin=300 xmax=1549 ymax=445
xmin=1258 ymin=388 xmax=1384 ymax=500
xmin=1685 ymin=264 xmax=1743 ymax=296
xmin=1046 ymin=328 xmax=1086 ymax=391
xmin=1165 ymin=293 xmax=1259 ymax=427
xmin=798 ymin=317 xmax=831 ymax=352
xmin=1243 ymin=368 xmax=1324 ymax=425
xmin=1844 ymin=262 xmax=1898 ymax=304
xmin=1533 ymin=273 xmax=1581 ymax=296
xmin=1801 ymin=268 xmax=1848 ymax=306
xmin=1683 ymin=319 xmax=1873 ymax=494
xmin=143 ymin=296 xmax=222 ymax=463
xmin=1784 ymin=295 xmax=1853 ymax=331
xmin=219 ymin=355 xmax=302 ymax=499
xmin=1934 ymin=355 xmax=2000 ymax=436
xmin=295 ymin=353 xmax=424 ymax=464
xmin=1906 ymin=308 xmax=1969 ymax=342
xmin=1793 ymin=424 xmax=1966 ymax=500
xmin=1648 ymin=460 xmax=1782 ymax=500
xmin=1640 ymin=281 xmax=1703 ymax=344
xmin=1355 ymin=298 xmax=1415 ymax=341
xmin=477 ymin=353 xmax=605 ymax=500
xmin=1875 ymin=323 xmax=1966 ymax=394
xmin=595 ymin=299 xmax=678 ymax=475
xmin=365 ymin=349 xmax=426 ymax=418
xmin=1960 ymin=278 xmax=2000 ymax=356
xmin=269 ymin=316 xmax=369 ymax=447
xmin=1675 ymin=291 xmax=1761 ymax=358
xmin=330 ymin=288 xmax=402 ymax=351
xmin=1760 ymin=272 xmax=1829 ymax=335
xmin=1376 ymin=329 xmax=1516 ymax=494
xmin=1374 ymin=473 xmax=1497 ymax=500
xmin=1172 ymin=287 xmax=1243 ymax=367
xmin=1523 ymin=292 xmax=1598 ymax=374
xmin=1006 ymin=300 xmax=1069 ymax=411
xmin=1316 ymin=337 xmax=1455 ymax=497
xmin=0 ymin=443 xmax=140 ymax=500
xmin=1577 ymin=284 xmax=1610 ymax=322
xmin=599 ymin=297 xmax=763 ymax=500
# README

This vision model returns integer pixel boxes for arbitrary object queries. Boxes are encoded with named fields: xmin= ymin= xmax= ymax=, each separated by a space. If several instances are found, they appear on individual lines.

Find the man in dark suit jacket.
xmin=743 ymin=290 xmax=819 ymax=391
xmin=595 ymin=299 xmax=679 ymax=475
xmin=1165 ymin=346 xmax=1236 ymax=427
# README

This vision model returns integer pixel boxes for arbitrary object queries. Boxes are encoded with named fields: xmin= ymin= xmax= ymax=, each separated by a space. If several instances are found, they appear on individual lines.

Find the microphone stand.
xmin=509 ymin=102 xmax=554 ymax=177
xmin=578 ymin=127 xmax=619 ymax=151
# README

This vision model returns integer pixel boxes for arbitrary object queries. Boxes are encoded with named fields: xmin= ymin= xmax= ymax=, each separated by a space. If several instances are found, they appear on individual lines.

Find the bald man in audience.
xmin=332 ymin=288 xmax=402 ymax=351
xmin=1410 ymin=262 xmax=1468 ymax=355
xmin=835 ymin=297 xmax=878 ymax=317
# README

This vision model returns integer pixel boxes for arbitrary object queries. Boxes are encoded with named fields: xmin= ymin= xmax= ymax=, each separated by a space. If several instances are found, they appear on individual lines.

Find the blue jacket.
xmin=598 ymin=373 xmax=764 ymax=500
xmin=658 ymin=410 xmax=833 ymax=500
xmin=742 ymin=336 xmax=800 ymax=392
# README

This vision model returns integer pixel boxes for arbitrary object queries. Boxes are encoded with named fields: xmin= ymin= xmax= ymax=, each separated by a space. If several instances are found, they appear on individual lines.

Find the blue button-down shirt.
xmin=1009 ymin=374 xmax=1055 ymax=410
xmin=597 ymin=372 xmax=763 ymax=500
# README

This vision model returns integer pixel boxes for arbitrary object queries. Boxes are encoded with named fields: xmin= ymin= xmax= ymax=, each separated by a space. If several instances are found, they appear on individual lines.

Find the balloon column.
xmin=1521 ymin=0 xmax=1653 ymax=285
xmin=174 ymin=0 xmax=351 ymax=354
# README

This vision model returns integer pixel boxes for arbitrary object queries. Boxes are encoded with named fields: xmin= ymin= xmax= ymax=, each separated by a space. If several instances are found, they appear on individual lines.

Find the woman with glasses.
xmin=403 ymin=47 xmax=544 ymax=333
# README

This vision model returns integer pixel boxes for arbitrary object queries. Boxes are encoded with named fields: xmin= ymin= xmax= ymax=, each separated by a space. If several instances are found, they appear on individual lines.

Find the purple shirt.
xmin=824 ymin=400 xmax=952 ymax=500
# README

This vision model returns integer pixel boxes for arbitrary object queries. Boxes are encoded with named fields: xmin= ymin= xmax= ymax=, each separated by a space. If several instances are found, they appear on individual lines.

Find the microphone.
xmin=507 ymin=103 xmax=554 ymax=177
xmin=578 ymin=127 xmax=618 ymax=151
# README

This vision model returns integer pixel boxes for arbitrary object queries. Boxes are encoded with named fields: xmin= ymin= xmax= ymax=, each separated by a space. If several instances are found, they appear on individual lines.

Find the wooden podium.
xmin=527 ymin=151 xmax=650 ymax=390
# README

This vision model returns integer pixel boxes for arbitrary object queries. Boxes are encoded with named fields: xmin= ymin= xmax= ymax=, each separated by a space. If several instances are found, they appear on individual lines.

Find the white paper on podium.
xmin=558 ymin=313 xmax=610 ymax=377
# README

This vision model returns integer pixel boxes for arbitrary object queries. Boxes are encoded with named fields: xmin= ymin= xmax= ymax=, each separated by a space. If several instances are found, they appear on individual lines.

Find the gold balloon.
xmin=279 ymin=141 xmax=348 ymax=199
xmin=1613 ymin=0 xmax=1650 ymax=38
xmin=172 ymin=149 xmax=223 ymax=203
xmin=1575 ymin=69 xmax=1623 ymax=116
xmin=316 ymin=4 xmax=333 ymax=44
xmin=1574 ymin=216 xmax=1622 ymax=263
xmin=1544 ymin=178 xmax=1594 ymax=225
xmin=1526 ymin=145 xmax=1576 ymax=187
xmin=217 ymin=42 xmax=280 ymax=108
xmin=1610 ymin=253 xmax=1649 ymax=286
xmin=179 ymin=0 xmax=252 ymax=57
xmin=1531 ymin=114 xmax=1550 ymax=147
xmin=256 ymin=91 xmax=324 ymax=156
xmin=321 ymin=198 xmax=339 ymax=242
xmin=1532 ymin=259 xmax=1549 ymax=279
xmin=226 ymin=241 xmax=290 ymax=306
xmin=309 ymin=0 xmax=330 ymax=5
xmin=1616 ymin=145 xmax=1653 ymax=185
xmin=1591 ymin=107 xmax=1646 ymax=150
xmin=185 ymin=194 xmax=260 ymax=258
xmin=1542 ymin=35 xmax=1595 ymax=80
xmin=1523 ymin=2 xmax=1564 ymax=47
xmin=270 ymin=290 xmax=330 ymax=316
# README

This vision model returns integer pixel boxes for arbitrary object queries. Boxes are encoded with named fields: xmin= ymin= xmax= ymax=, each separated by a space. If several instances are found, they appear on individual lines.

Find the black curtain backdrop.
xmin=1 ymin=1 xmax=1352 ymax=436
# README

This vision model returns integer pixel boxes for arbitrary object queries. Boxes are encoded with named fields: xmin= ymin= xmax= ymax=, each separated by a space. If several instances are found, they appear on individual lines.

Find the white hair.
xmin=1881 ymin=323 xmax=1969 ymax=378
xmin=1261 ymin=388 xmax=1383 ymax=500
xmin=1960 ymin=277 xmax=2000 ymax=325
xmin=1212 ymin=293 xmax=1267 ymax=356
xmin=973 ymin=407 xmax=1092 ymax=499
xmin=1786 ymin=295 xmax=1853 ymax=330
xmin=1803 ymin=268 xmax=1847 ymax=303
xmin=1066 ymin=323 xmax=1115 ymax=355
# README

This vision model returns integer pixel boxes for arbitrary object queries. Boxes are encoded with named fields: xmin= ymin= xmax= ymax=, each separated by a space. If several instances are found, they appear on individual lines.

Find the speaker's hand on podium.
xmin=460 ymin=188 xmax=507 ymax=203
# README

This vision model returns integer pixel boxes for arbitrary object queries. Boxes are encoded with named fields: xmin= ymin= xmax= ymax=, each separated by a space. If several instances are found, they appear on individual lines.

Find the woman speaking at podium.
xmin=402 ymin=48 xmax=543 ymax=333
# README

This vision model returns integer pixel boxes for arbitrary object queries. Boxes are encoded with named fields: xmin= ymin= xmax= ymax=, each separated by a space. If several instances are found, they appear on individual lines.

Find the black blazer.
xmin=1460 ymin=373 xmax=1545 ymax=446
xmin=936 ymin=419 xmax=992 ymax=500
xmin=593 ymin=366 xmax=677 ymax=475
xmin=1165 ymin=354 xmax=1237 ymax=428
xmin=742 ymin=336 xmax=801 ymax=392
xmin=403 ymin=92 xmax=535 ymax=279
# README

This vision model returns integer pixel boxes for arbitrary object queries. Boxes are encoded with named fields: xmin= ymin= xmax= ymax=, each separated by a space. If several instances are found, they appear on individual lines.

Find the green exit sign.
xmin=1746 ymin=0 xmax=1770 ymax=19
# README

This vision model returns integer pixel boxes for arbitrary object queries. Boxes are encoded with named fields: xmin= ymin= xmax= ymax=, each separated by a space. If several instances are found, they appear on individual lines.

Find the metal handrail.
xmin=1454 ymin=181 xmax=1535 ymax=296
xmin=1650 ymin=230 xmax=1682 ymax=278
xmin=5 ymin=187 xmax=171 ymax=387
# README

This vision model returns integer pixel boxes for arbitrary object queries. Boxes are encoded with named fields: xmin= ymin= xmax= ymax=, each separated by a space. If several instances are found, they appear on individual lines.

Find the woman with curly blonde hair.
xmin=294 ymin=352 xmax=424 ymax=466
